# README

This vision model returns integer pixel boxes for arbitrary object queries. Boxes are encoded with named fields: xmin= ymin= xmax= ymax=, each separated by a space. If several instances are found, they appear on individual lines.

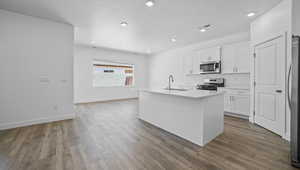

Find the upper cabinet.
xmin=235 ymin=41 xmax=251 ymax=73
xmin=222 ymin=41 xmax=250 ymax=74
xmin=222 ymin=44 xmax=235 ymax=74
xmin=183 ymin=42 xmax=250 ymax=75
xmin=189 ymin=47 xmax=221 ymax=74
xmin=183 ymin=55 xmax=194 ymax=75
xmin=197 ymin=46 xmax=221 ymax=62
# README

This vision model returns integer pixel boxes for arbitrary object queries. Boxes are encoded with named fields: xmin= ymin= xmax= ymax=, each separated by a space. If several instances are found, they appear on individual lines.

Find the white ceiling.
xmin=0 ymin=0 xmax=282 ymax=54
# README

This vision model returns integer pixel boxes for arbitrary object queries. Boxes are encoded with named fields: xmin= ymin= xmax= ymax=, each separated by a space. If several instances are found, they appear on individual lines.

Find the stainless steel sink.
xmin=164 ymin=87 xmax=189 ymax=91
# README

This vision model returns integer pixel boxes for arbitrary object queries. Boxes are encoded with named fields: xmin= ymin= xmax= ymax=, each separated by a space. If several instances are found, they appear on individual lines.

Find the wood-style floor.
xmin=0 ymin=99 xmax=296 ymax=170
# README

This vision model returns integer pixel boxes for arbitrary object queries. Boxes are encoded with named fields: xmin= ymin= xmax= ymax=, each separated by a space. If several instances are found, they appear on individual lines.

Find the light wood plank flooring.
xmin=0 ymin=99 xmax=296 ymax=170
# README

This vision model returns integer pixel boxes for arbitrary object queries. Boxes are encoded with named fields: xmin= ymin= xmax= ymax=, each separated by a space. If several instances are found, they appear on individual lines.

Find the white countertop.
xmin=219 ymin=87 xmax=250 ymax=90
xmin=140 ymin=89 xmax=225 ymax=99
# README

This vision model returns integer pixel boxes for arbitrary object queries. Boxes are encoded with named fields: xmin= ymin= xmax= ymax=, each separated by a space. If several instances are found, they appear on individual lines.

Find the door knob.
xmin=276 ymin=90 xmax=282 ymax=93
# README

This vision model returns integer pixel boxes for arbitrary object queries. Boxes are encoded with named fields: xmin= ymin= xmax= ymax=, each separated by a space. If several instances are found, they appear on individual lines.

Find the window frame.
xmin=92 ymin=60 xmax=135 ymax=88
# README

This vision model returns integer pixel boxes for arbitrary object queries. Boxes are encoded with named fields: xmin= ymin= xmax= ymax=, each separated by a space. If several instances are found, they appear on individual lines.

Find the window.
xmin=93 ymin=60 xmax=134 ymax=87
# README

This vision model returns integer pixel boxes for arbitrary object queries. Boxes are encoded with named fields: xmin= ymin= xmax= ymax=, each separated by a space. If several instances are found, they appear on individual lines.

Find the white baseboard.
xmin=0 ymin=114 xmax=76 ymax=130
xmin=224 ymin=112 xmax=249 ymax=120
xmin=74 ymin=97 xmax=138 ymax=104
xmin=283 ymin=133 xmax=291 ymax=141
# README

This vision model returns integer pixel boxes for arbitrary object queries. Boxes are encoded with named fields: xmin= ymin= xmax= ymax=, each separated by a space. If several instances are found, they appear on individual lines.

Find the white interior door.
xmin=254 ymin=36 xmax=285 ymax=136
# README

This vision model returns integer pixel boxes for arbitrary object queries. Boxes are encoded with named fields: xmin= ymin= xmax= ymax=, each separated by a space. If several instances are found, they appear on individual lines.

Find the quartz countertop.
xmin=218 ymin=87 xmax=250 ymax=90
xmin=140 ymin=89 xmax=225 ymax=99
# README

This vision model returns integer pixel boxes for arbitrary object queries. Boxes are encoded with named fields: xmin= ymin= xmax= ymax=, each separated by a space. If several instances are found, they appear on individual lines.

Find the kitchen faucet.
xmin=168 ymin=75 xmax=174 ymax=90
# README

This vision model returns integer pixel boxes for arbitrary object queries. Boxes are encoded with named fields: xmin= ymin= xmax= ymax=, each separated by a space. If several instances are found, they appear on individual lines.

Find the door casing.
xmin=252 ymin=34 xmax=287 ymax=137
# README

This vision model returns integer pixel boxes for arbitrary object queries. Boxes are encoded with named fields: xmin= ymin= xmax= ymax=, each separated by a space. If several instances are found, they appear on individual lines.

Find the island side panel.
xmin=139 ymin=91 xmax=205 ymax=146
xmin=202 ymin=94 xmax=224 ymax=145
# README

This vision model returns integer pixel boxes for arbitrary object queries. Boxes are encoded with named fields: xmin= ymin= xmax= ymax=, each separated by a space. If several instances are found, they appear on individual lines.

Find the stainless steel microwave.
xmin=199 ymin=61 xmax=221 ymax=74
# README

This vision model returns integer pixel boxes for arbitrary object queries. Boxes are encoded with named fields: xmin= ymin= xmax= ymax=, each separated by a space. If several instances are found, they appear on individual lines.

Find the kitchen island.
xmin=139 ymin=89 xmax=225 ymax=146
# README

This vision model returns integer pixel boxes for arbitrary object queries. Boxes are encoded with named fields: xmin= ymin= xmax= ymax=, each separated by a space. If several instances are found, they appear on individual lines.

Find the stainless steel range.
xmin=196 ymin=78 xmax=224 ymax=91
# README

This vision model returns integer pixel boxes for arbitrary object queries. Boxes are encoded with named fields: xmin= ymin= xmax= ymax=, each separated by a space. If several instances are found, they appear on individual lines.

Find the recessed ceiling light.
xmin=120 ymin=21 xmax=128 ymax=27
xmin=200 ymin=28 xmax=206 ymax=32
xmin=171 ymin=38 xmax=177 ymax=42
xmin=247 ymin=12 xmax=256 ymax=17
xmin=198 ymin=24 xmax=211 ymax=32
xmin=91 ymin=41 xmax=96 ymax=48
xmin=145 ymin=0 xmax=155 ymax=7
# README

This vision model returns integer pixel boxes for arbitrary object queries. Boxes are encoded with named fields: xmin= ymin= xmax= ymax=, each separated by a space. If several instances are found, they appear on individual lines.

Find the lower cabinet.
xmin=225 ymin=95 xmax=250 ymax=116
xmin=221 ymin=89 xmax=250 ymax=117
xmin=234 ymin=95 xmax=250 ymax=116
xmin=224 ymin=95 xmax=232 ymax=112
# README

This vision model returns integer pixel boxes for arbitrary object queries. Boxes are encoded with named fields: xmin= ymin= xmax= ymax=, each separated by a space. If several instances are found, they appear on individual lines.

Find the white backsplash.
xmin=184 ymin=73 xmax=250 ymax=89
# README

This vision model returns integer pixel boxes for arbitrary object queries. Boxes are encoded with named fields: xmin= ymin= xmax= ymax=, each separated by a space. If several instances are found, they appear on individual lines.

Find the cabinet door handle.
xmin=276 ymin=90 xmax=282 ymax=93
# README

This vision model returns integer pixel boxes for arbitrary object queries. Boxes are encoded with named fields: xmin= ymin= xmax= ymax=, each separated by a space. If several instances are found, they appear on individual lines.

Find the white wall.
xmin=149 ymin=32 xmax=250 ymax=89
xmin=292 ymin=0 xmax=300 ymax=35
xmin=251 ymin=0 xmax=292 ymax=46
xmin=250 ymin=0 xmax=292 ymax=140
xmin=74 ymin=45 xmax=149 ymax=103
xmin=0 ymin=10 xmax=74 ymax=130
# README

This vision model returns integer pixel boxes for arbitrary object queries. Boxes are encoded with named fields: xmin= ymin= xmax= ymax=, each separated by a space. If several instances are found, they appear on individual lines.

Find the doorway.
xmin=253 ymin=35 xmax=286 ymax=136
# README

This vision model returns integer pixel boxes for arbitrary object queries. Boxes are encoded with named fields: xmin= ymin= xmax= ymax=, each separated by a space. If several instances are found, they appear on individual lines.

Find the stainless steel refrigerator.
xmin=290 ymin=35 xmax=300 ymax=167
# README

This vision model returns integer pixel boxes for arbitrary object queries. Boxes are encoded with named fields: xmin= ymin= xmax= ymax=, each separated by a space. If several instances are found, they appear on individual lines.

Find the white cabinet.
xmin=220 ymin=88 xmax=250 ymax=117
xmin=222 ymin=41 xmax=250 ymax=74
xmin=183 ymin=56 xmax=194 ymax=75
xmin=189 ymin=46 xmax=221 ymax=74
xmin=197 ymin=46 xmax=221 ymax=62
xmin=235 ymin=41 xmax=251 ymax=73
xmin=192 ymin=55 xmax=199 ymax=74
xmin=222 ymin=45 xmax=235 ymax=73
xmin=231 ymin=95 xmax=250 ymax=116
xmin=224 ymin=95 xmax=232 ymax=111
xmin=183 ymin=42 xmax=249 ymax=75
